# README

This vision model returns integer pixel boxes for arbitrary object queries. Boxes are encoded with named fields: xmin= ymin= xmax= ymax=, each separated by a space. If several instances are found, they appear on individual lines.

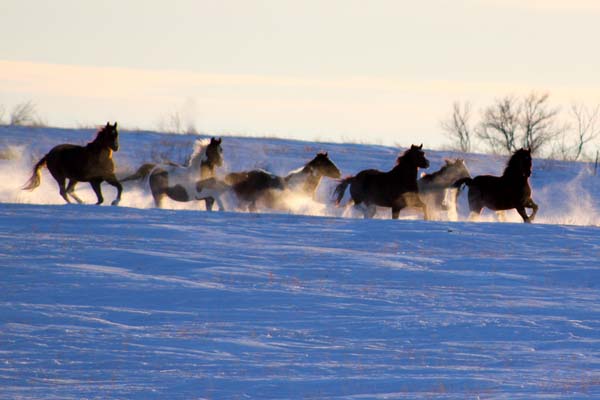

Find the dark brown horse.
xmin=225 ymin=152 xmax=341 ymax=211
xmin=22 ymin=122 xmax=123 ymax=205
xmin=453 ymin=148 xmax=538 ymax=223
xmin=121 ymin=137 xmax=223 ymax=209
xmin=333 ymin=144 xmax=430 ymax=219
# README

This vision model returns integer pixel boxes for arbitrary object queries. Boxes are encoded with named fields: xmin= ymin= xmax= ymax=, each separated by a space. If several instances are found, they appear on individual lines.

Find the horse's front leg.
xmin=90 ymin=180 xmax=104 ymax=205
xmin=105 ymin=175 xmax=123 ymax=206
xmin=525 ymin=198 xmax=539 ymax=222
xmin=515 ymin=206 xmax=532 ymax=223
xmin=391 ymin=203 xmax=408 ymax=219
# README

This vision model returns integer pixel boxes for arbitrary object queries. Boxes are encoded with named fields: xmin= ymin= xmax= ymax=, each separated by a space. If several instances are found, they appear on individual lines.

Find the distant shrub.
xmin=9 ymin=101 xmax=46 ymax=127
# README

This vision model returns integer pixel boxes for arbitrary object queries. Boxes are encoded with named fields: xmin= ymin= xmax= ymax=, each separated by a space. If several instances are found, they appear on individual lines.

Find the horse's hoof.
xmin=111 ymin=200 xmax=120 ymax=206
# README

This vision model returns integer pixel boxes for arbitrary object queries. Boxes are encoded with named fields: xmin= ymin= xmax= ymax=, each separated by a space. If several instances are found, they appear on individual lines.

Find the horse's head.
xmin=446 ymin=158 xmax=471 ymax=180
xmin=307 ymin=152 xmax=341 ymax=179
xmin=397 ymin=144 xmax=429 ymax=169
xmin=506 ymin=148 xmax=532 ymax=178
xmin=96 ymin=122 xmax=119 ymax=151
xmin=205 ymin=137 xmax=224 ymax=167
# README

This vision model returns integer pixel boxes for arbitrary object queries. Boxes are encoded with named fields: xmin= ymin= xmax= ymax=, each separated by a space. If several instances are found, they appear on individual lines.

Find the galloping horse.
xmin=418 ymin=158 xmax=471 ymax=221
xmin=453 ymin=148 xmax=538 ymax=223
xmin=121 ymin=137 xmax=223 ymax=208
xmin=333 ymin=144 xmax=430 ymax=219
xmin=224 ymin=152 xmax=341 ymax=211
xmin=22 ymin=122 xmax=123 ymax=205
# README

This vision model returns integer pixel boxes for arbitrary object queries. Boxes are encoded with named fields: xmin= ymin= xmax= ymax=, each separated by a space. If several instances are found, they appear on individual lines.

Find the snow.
xmin=1 ymin=125 xmax=599 ymax=398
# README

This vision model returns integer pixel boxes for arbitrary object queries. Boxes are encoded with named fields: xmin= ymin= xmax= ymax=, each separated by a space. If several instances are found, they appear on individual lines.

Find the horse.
xmin=453 ymin=148 xmax=538 ymax=223
xmin=333 ymin=144 xmax=430 ymax=219
xmin=417 ymin=158 xmax=471 ymax=221
xmin=121 ymin=137 xmax=223 ymax=209
xmin=224 ymin=152 xmax=342 ymax=211
xmin=22 ymin=122 xmax=123 ymax=205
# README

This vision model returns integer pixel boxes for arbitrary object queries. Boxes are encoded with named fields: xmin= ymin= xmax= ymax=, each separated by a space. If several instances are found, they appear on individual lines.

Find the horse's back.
xmin=45 ymin=143 xmax=115 ymax=181
xmin=45 ymin=144 xmax=85 ymax=176
xmin=468 ymin=174 xmax=531 ymax=211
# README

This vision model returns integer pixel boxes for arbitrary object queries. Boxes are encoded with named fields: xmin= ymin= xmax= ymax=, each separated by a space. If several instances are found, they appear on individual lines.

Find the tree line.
xmin=441 ymin=92 xmax=599 ymax=161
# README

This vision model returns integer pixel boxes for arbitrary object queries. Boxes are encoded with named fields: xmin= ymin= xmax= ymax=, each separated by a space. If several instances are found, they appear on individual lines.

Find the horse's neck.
xmin=200 ymin=161 xmax=215 ymax=179
xmin=86 ymin=140 xmax=103 ymax=152
xmin=285 ymin=166 xmax=320 ymax=193
xmin=502 ymin=167 xmax=526 ymax=181
xmin=392 ymin=161 xmax=418 ymax=178
xmin=433 ymin=168 xmax=461 ymax=186
xmin=391 ymin=162 xmax=419 ymax=188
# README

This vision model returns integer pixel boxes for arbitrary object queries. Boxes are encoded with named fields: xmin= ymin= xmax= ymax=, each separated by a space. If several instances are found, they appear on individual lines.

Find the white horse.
xmin=418 ymin=158 xmax=471 ymax=221
xmin=121 ymin=137 xmax=224 ymax=209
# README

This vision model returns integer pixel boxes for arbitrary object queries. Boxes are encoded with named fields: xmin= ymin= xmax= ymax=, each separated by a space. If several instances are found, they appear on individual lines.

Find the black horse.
xmin=333 ymin=144 xmax=430 ymax=219
xmin=121 ymin=137 xmax=223 ymax=209
xmin=224 ymin=152 xmax=341 ymax=211
xmin=453 ymin=148 xmax=538 ymax=223
xmin=22 ymin=122 xmax=123 ymax=205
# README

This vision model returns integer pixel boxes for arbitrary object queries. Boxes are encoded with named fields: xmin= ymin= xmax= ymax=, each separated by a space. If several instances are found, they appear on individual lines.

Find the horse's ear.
xmin=444 ymin=159 xmax=451 ymax=165
xmin=106 ymin=122 xmax=110 ymax=127
xmin=217 ymin=138 xmax=222 ymax=144
xmin=419 ymin=143 xmax=423 ymax=149
xmin=114 ymin=122 xmax=118 ymax=128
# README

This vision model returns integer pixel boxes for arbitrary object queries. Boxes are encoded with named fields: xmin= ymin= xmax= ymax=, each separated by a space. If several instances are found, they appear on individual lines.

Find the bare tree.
xmin=10 ymin=101 xmax=44 ymax=126
xmin=477 ymin=95 xmax=520 ymax=154
xmin=158 ymin=110 xmax=198 ymax=135
xmin=477 ymin=92 xmax=562 ymax=155
xmin=555 ymin=103 xmax=600 ymax=161
xmin=441 ymin=101 xmax=473 ymax=152
xmin=520 ymin=92 xmax=562 ymax=154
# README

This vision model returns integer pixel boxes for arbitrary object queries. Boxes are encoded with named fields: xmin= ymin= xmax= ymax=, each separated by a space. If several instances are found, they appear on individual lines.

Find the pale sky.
xmin=2 ymin=0 xmax=600 ymax=147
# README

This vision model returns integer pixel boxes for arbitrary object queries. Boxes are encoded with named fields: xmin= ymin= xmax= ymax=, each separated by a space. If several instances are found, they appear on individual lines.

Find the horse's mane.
xmin=89 ymin=124 xmax=112 ymax=145
xmin=186 ymin=138 xmax=211 ymax=167
xmin=503 ymin=148 xmax=530 ymax=176
xmin=285 ymin=153 xmax=325 ymax=177
xmin=420 ymin=161 xmax=453 ymax=182
xmin=395 ymin=147 xmax=419 ymax=166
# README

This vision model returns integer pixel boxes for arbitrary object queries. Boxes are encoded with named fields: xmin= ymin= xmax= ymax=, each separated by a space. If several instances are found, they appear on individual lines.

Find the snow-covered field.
xmin=1 ymin=125 xmax=599 ymax=399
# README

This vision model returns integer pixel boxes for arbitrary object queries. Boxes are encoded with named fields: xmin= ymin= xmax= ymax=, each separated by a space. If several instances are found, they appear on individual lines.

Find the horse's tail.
xmin=22 ymin=155 xmax=48 ymax=191
xmin=120 ymin=163 xmax=157 ymax=183
xmin=452 ymin=177 xmax=472 ymax=190
xmin=332 ymin=176 xmax=354 ymax=206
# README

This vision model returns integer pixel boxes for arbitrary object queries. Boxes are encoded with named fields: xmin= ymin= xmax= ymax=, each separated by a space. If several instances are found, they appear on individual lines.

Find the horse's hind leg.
xmin=205 ymin=197 xmax=215 ymax=211
xmin=49 ymin=170 xmax=71 ymax=203
xmin=89 ymin=180 xmax=104 ymax=205
xmin=355 ymin=202 xmax=375 ymax=219
xmin=496 ymin=210 xmax=506 ymax=222
xmin=56 ymin=178 xmax=71 ymax=203
xmin=65 ymin=180 xmax=84 ymax=204
xmin=467 ymin=190 xmax=483 ymax=222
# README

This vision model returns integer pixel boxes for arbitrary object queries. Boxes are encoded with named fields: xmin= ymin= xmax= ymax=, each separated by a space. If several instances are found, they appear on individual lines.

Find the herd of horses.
xmin=22 ymin=122 xmax=539 ymax=223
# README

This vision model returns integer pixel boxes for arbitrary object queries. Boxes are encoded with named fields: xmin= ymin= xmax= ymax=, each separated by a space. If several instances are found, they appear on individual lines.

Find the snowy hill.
xmin=1 ymin=125 xmax=599 ymax=399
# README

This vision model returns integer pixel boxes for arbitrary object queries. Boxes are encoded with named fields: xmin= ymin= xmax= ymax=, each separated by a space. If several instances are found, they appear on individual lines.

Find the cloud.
xmin=1 ymin=60 xmax=599 ymax=146
xmin=486 ymin=0 xmax=600 ymax=12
